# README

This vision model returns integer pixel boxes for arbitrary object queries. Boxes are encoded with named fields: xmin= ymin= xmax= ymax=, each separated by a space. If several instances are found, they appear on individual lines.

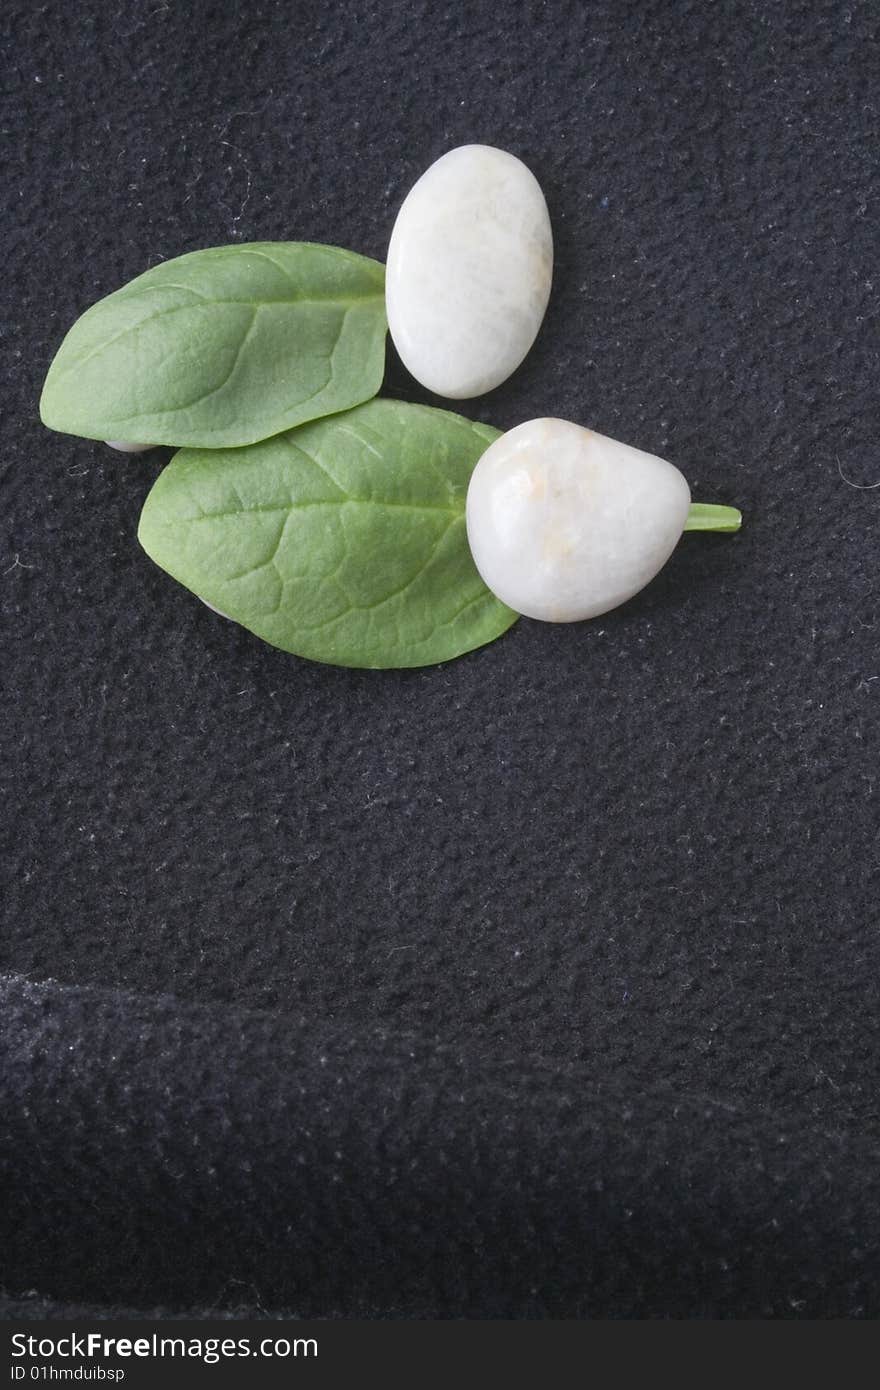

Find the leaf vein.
xmin=189 ymin=497 xmax=461 ymax=522
xmin=167 ymin=307 xmax=260 ymax=413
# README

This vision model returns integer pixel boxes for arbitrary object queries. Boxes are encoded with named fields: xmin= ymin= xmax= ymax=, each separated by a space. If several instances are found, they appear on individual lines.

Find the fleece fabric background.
xmin=1 ymin=0 xmax=878 ymax=1319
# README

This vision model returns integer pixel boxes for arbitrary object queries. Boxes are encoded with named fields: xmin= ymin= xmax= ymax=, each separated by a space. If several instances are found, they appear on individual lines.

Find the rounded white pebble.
xmin=386 ymin=144 xmax=553 ymax=398
xmin=105 ymin=440 xmax=156 ymax=453
xmin=466 ymin=419 xmax=692 ymax=622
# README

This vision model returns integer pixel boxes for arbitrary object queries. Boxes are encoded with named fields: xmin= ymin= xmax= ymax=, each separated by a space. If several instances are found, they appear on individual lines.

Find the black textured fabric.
xmin=2 ymin=0 xmax=878 ymax=1319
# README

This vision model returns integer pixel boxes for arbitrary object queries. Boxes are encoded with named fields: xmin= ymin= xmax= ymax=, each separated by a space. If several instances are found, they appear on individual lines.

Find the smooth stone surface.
xmin=466 ymin=419 xmax=691 ymax=622
xmin=386 ymin=145 xmax=553 ymax=399
xmin=105 ymin=440 xmax=156 ymax=453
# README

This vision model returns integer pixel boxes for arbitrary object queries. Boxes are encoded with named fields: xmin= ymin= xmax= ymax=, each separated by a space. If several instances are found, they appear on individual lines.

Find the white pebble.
xmin=385 ymin=145 xmax=553 ymax=398
xmin=105 ymin=440 xmax=156 ymax=453
xmin=466 ymin=419 xmax=691 ymax=622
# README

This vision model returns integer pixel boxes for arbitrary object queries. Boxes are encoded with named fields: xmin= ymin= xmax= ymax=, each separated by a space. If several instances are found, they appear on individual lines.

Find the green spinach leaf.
xmin=137 ymin=398 xmax=518 ymax=668
xmin=40 ymin=242 xmax=387 ymax=448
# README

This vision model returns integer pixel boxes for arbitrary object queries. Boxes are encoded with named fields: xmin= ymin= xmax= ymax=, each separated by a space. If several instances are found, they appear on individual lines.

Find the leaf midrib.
xmin=187 ymin=498 xmax=463 ymax=520
xmin=115 ymin=283 xmax=384 ymax=308
xmin=51 ymin=293 xmax=380 ymax=387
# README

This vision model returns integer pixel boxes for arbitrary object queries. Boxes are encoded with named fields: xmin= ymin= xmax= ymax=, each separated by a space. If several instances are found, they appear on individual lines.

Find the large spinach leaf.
xmin=138 ymin=398 xmax=518 ymax=668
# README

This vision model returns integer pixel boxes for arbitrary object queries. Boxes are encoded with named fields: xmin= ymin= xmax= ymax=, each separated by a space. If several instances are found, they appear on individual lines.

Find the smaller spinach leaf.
xmin=40 ymin=242 xmax=387 ymax=448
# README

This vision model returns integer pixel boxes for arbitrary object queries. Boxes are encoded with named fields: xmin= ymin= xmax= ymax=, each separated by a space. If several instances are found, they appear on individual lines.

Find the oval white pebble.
xmin=466 ymin=419 xmax=692 ymax=622
xmin=386 ymin=145 xmax=553 ymax=398
xmin=105 ymin=440 xmax=156 ymax=453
